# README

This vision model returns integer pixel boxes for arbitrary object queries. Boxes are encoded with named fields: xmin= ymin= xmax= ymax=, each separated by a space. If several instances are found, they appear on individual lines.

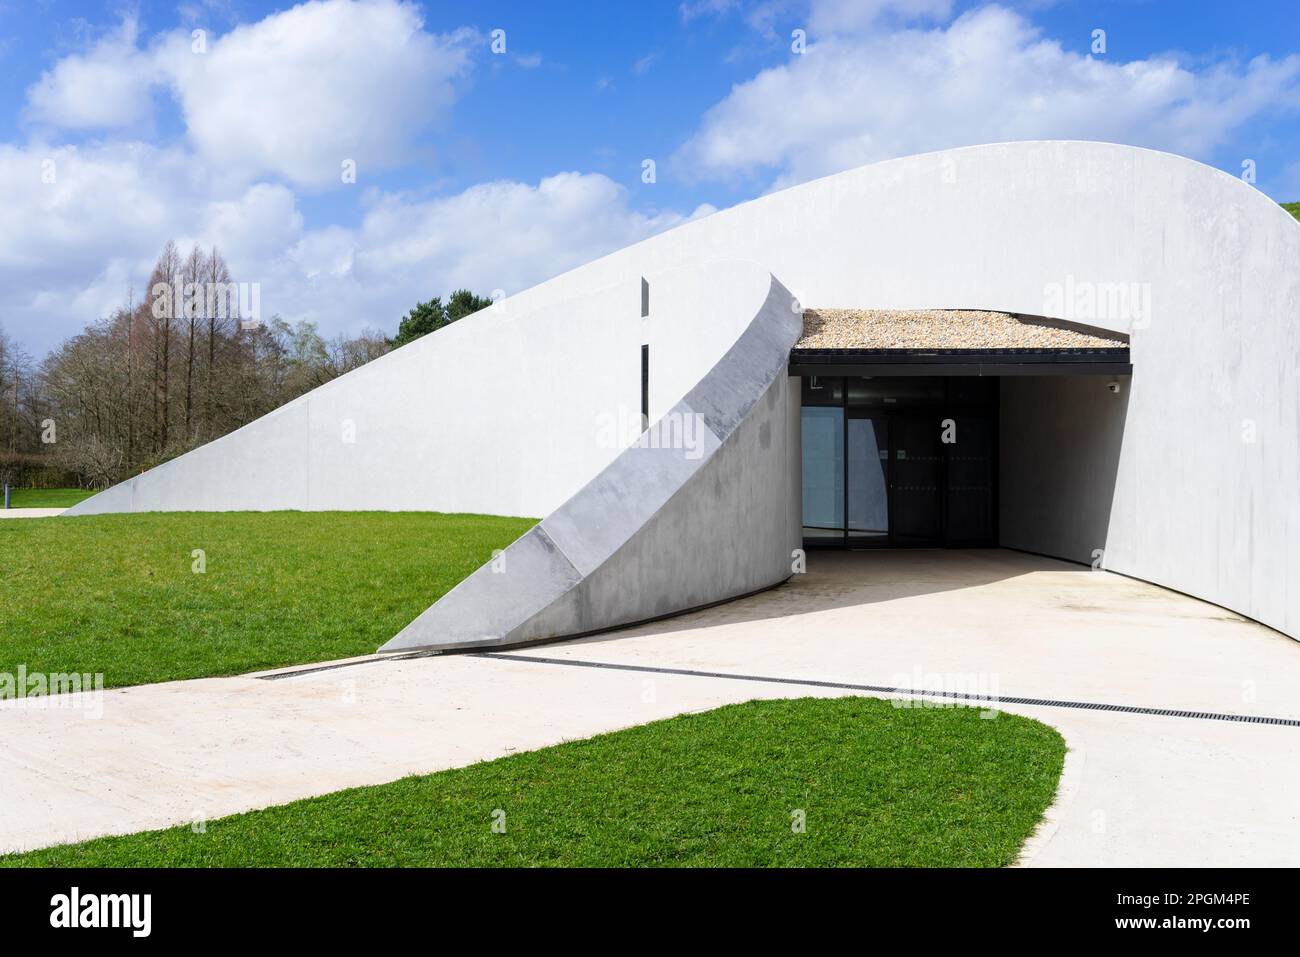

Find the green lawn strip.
xmin=2 ymin=697 xmax=1066 ymax=868
xmin=0 ymin=511 xmax=534 ymax=688
xmin=5 ymin=488 xmax=95 ymax=508
xmin=1283 ymin=202 xmax=1299 ymax=222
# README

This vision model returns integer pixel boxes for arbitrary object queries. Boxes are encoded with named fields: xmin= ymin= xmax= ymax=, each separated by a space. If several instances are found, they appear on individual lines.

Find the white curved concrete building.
xmin=67 ymin=141 xmax=1300 ymax=649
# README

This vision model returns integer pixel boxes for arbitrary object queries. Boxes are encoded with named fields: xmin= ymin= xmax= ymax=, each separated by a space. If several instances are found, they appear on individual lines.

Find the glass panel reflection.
xmin=801 ymin=405 xmax=844 ymax=538
xmin=847 ymin=413 xmax=888 ymax=539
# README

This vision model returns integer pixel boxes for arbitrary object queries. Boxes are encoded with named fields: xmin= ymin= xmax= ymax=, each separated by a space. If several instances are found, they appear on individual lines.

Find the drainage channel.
xmin=472 ymin=652 xmax=1300 ymax=728
xmin=256 ymin=650 xmax=437 ymax=680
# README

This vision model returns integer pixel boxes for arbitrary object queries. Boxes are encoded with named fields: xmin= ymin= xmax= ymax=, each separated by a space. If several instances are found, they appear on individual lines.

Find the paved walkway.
xmin=0 ymin=508 xmax=65 ymax=519
xmin=2 ymin=549 xmax=1298 ymax=864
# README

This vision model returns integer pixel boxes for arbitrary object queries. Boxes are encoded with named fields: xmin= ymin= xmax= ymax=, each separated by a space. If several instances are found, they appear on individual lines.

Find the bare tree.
xmin=203 ymin=247 xmax=235 ymax=440
xmin=146 ymin=241 xmax=181 ymax=453
xmin=19 ymin=239 xmax=469 ymax=487
xmin=54 ymin=434 xmax=124 ymax=489
xmin=181 ymin=245 xmax=208 ymax=440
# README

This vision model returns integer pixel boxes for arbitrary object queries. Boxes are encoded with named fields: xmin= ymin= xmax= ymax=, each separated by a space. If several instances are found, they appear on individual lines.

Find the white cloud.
xmin=25 ymin=0 xmax=478 ymax=188
xmin=160 ymin=0 xmax=477 ymax=187
xmin=674 ymin=4 xmax=1300 ymax=190
xmin=0 ymin=140 xmax=218 ymax=355
xmin=351 ymin=173 xmax=699 ymax=296
xmin=248 ymin=172 xmax=709 ymax=340
xmin=189 ymin=183 xmax=305 ymax=266
xmin=4 ymin=2 xmax=706 ymax=356
xmin=25 ymin=16 xmax=158 ymax=129
xmin=0 ymin=138 xmax=702 ymax=354
xmin=0 ymin=141 xmax=199 ymax=274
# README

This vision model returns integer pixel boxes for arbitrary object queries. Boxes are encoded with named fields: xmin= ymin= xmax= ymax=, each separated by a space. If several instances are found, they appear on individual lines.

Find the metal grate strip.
xmin=473 ymin=652 xmax=1300 ymax=728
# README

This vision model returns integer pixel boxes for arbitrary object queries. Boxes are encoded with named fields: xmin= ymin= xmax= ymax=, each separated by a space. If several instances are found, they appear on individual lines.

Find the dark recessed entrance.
xmin=800 ymin=376 xmax=998 ymax=548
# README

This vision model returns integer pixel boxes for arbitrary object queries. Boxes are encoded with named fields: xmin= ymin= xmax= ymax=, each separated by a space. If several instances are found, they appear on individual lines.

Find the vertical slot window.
xmin=641 ymin=344 xmax=650 ymax=430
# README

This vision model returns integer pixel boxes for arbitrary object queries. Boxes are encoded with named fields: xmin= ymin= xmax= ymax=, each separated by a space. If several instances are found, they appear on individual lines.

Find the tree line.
xmin=0 ymin=241 xmax=492 ymax=490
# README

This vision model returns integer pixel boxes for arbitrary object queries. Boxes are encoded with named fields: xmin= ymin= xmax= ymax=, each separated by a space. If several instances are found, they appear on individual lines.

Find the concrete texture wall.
xmin=70 ymin=141 xmax=1300 ymax=642
xmin=382 ymin=271 xmax=802 ymax=652
xmin=999 ymin=375 xmax=1131 ymax=566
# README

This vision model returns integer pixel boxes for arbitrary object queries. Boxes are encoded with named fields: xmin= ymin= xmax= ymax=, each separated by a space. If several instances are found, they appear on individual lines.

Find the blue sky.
xmin=1 ymin=0 xmax=1298 ymax=356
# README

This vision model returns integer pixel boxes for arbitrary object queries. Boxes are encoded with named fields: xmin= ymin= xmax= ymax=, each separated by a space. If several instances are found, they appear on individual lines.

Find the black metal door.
xmin=889 ymin=413 xmax=943 ymax=545
xmin=943 ymin=413 xmax=996 ymax=546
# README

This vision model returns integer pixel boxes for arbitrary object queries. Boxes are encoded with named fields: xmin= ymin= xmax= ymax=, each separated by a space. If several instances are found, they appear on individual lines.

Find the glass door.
xmin=800 ymin=376 xmax=997 ymax=548
xmin=800 ymin=404 xmax=844 ymax=543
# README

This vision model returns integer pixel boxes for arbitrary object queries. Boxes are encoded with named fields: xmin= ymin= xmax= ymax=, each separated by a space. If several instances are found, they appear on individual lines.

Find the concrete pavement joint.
xmin=474 ymin=652 xmax=1300 ymax=728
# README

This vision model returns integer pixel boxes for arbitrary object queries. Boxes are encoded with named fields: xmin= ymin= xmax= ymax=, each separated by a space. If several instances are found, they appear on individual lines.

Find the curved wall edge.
xmin=380 ymin=271 xmax=802 ymax=652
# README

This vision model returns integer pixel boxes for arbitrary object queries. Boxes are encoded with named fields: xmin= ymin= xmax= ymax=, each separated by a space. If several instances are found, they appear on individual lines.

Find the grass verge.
xmin=0 ymin=511 xmax=534 ymax=688
xmin=1 ymin=696 xmax=1065 ymax=867
xmin=5 ymin=488 xmax=94 ymax=508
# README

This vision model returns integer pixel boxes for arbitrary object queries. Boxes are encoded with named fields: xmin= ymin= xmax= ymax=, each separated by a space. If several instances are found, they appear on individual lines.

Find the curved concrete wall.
xmin=484 ymin=140 xmax=1300 ymax=641
xmin=383 ymin=271 xmax=802 ymax=652
xmin=70 ymin=141 xmax=1300 ymax=643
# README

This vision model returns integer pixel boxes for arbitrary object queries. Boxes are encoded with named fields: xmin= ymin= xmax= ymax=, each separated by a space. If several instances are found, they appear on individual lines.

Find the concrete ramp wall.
xmin=381 ymin=272 xmax=802 ymax=652
xmin=66 ymin=261 xmax=779 ymax=521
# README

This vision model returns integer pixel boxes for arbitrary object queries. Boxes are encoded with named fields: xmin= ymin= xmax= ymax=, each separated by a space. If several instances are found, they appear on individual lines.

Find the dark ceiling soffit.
xmin=789 ymin=348 xmax=1132 ymax=377
xmin=788 ymin=362 xmax=1133 ymax=377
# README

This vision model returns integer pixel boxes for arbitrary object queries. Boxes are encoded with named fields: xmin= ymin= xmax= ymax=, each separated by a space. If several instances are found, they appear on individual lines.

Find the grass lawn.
xmin=1284 ymin=201 xmax=1299 ymax=222
xmin=0 ymin=511 xmax=534 ymax=689
xmin=1 ymin=696 xmax=1065 ymax=867
xmin=5 ymin=487 xmax=94 ymax=508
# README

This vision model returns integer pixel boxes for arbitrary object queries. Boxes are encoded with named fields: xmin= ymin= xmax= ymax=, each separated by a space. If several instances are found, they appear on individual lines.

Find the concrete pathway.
xmin=2 ymin=549 xmax=1298 ymax=865
xmin=0 ymin=508 xmax=65 ymax=519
